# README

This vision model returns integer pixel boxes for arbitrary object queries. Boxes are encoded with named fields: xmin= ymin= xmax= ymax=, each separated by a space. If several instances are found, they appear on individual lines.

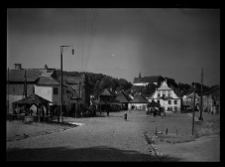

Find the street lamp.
xmin=59 ymin=45 xmax=74 ymax=122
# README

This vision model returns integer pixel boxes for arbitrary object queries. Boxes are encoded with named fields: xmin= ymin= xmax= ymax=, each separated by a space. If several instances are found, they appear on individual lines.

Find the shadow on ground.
xmin=6 ymin=146 xmax=183 ymax=162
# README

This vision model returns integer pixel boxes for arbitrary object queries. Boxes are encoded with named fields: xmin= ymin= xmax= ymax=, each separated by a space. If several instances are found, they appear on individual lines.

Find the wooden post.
xmin=192 ymin=83 xmax=196 ymax=136
xmin=199 ymin=68 xmax=203 ymax=121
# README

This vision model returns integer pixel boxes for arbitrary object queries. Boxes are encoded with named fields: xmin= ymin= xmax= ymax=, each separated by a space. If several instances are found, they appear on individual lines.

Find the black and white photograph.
xmin=6 ymin=8 xmax=220 ymax=162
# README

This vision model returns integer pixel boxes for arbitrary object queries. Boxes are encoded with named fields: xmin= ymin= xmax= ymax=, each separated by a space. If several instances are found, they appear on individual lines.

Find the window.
xmin=174 ymin=100 xmax=177 ymax=105
xmin=157 ymin=100 xmax=160 ymax=104
xmin=53 ymin=87 xmax=58 ymax=95
xmin=168 ymin=100 xmax=171 ymax=105
xmin=158 ymin=93 xmax=160 ymax=97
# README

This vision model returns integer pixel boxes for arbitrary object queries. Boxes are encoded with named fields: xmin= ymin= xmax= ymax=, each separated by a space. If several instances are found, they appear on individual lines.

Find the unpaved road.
xmin=6 ymin=111 xmax=220 ymax=161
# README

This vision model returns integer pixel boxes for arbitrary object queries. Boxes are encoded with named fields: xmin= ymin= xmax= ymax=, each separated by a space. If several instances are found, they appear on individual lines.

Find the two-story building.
xmin=7 ymin=64 xmax=45 ymax=112
xmin=147 ymin=80 xmax=181 ymax=113
xmin=7 ymin=64 xmax=88 ymax=117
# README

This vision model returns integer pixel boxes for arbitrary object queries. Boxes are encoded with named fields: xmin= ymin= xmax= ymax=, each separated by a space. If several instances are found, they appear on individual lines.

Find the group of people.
xmin=147 ymin=107 xmax=163 ymax=117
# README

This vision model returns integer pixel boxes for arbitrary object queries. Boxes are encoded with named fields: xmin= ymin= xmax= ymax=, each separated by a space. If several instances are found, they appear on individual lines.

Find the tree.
xmin=165 ymin=77 xmax=178 ymax=88
xmin=99 ymin=76 xmax=113 ymax=90
xmin=143 ymin=83 xmax=157 ymax=96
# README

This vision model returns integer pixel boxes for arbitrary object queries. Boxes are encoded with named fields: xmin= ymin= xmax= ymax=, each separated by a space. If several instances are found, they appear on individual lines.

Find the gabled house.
xmin=63 ymin=73 xmax=90 ymax=117
xmin=128 ymin=93 xmax=149 ymax=111
xmin=182 ymin=91 xmax=200 ymax=109
xmin=115 ymin=91 xmax=132 ymax=110
xmin=148 ymin=80 xmax=181 ymax=113
xmin=7 ymin=64 xmax=87 ymax=117
xmin=7 ymin=64 xmax=47 ymax=112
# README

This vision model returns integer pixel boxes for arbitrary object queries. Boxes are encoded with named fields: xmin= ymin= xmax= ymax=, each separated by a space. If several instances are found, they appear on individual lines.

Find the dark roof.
xmin=65 ymin=77 xmax=83 ymax=85
xmin=8 ymin=70 xmax=43 ymax=82
xmin=115 ymin=92 xmax=132 ymax=103
xmin=110 ymin=98 xmax=121 ymax=104
xmin=36 ymin=76 xmax=59 ymax=86
xmin=13 ymin=93 xmax=51 ymax=105
xmin=99 ymin=89 xmax=114 ymax=97
xmin=129 ymin=93 xmax=149 ymax=103
xmin=133 ymin=76 xmax=162 ymax=84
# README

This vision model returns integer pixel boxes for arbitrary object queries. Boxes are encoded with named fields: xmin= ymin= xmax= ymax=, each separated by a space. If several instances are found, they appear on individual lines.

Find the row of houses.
xmin=7 ymin=64 xmax=219 ymax=115
xmin=7 ymin=64 xmax=89 ymax=117
xmin=95 ymin=79 xmax=182 ymax=113
xmin=132 ymin=73 xmax=220 ymax=114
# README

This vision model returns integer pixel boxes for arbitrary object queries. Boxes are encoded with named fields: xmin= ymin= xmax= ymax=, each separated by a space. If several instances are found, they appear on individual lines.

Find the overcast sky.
xmin=7 ymin=8 xmax=220 ymax=86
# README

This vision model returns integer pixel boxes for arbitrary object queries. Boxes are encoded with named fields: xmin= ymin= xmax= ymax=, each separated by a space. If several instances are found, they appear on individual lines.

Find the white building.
xmin=128 ymin=93 xmax=149 ymax=111
xmin=182 ymin=92 xmax=200 ymax=108
xmin=148 ymin=80 xmax=181 ymax=113
xmin=34 ymin=73 xmax=74 ymax=115
xmin=133 ymin=73 xmax=163 ymax=87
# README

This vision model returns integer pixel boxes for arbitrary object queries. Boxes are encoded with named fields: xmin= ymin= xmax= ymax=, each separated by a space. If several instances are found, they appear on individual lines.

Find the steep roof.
xmin=65 ymin=76 xmax=83 ymax=85
xmin=99 ymin=88 xmax=115 ymax=97
xmin=8 ymin=69 xmax=43 ymax=82
xmin=115 ymin=92 xmax=132 ymax=103
xmin=36 ymin=76 xmax=59 ymax=86
xmin=13 ymin=93 xmax=51 ymax=105
xmin=148 ymin=80 xmax=181 ymax=98
xmin=129 ymin=93 xmax=149 ymax=103
xmin=133 ymin=76 xmax=162 ymax=84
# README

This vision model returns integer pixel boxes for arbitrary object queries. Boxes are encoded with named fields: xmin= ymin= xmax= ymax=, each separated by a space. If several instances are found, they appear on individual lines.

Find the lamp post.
xmin=59 ymin=45 xmax=74 ymax=122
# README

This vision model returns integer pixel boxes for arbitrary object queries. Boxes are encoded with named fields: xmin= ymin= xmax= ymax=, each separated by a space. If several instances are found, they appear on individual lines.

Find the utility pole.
xmin=78 ymin=80 xmax=81 ymax=117
xmin=192 ymin=83 xmax=196 ymax=136
xmin=60 ymin=46 xmax=63 ymax=122
xmin=199 ymin=68 xmax=203 ymax=121
xmin=7 ymin=67 xmax=9 ymax=114
xmin=24 ymin=70 xmax=27 ymax=116
xmin=59 ymin=45 xmax=74 ymax=122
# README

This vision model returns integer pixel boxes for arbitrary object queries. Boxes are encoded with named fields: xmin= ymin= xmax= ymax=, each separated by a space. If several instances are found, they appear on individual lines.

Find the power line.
xmin=85 ymin=9 xmax=99 ymax=72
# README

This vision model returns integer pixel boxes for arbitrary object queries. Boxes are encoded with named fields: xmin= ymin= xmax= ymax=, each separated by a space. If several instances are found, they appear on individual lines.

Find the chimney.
xmin=14 ymin=64 xmax=22 ymax=70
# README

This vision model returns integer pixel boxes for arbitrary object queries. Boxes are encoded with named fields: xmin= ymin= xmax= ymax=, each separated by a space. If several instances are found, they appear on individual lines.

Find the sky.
xmin=7 ymin=8 xmax=220 ymax=87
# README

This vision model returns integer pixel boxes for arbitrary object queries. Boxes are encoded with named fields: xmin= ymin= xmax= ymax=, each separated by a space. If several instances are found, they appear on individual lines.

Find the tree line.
xmin=57 ymin=70 xmax=214 ymax=97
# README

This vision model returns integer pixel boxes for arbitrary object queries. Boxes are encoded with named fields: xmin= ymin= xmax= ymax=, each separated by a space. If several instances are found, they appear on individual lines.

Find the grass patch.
xmin=195 ymin=119 xmax=220 ymax=138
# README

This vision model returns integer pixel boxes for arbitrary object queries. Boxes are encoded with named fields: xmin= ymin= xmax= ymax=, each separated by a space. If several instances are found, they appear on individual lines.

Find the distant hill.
xmin=56 ymin=70 xmax=132 ymax=96
xmin=56 ymin=70 xmax=211 ymax=97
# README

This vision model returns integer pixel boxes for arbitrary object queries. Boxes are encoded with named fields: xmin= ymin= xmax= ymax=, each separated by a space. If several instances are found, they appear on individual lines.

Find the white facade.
xmin=133 ymin=82 xmax=157 ymax=87
xmin=34 ymin=85 xmax=72 ymax=108
xmin=183 ymin=92 xmax=200 ymax=106
xmin=148 ymin=80 xmax=181 ymax=112
xmin=133 ymin=82 xmax=148 ymax=86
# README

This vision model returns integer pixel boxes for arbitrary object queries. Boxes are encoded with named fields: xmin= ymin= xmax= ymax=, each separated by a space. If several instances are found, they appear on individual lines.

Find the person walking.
xmin=124 ymin=111 xmax=128 ymax=121
xmin=107 ymin=107 xmax=109 ymax=117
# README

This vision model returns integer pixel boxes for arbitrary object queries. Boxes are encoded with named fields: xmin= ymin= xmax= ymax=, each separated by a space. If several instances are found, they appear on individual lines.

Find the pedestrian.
xmin=124 ymin=111 xmax=128 ymax=121
xmin=107 ymin=108 xmax=109 ymax=117
xmin=153 ymin=108 xmax=156 ymax=117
